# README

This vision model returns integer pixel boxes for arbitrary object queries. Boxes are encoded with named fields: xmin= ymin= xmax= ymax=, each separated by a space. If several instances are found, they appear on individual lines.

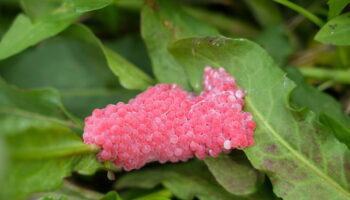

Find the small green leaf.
xmin=0 ymin=0 xmax=115 ymax=60
xmin=328 ymin=0 xmax=350 ymax=19
xmin=204 ymin=152 xmax=264 ymax=196
xmin=315 ymin=13 xmax=350 ymax=46
xmin=141 ymin=0 xmax=218 ymax=90
xmin=65 ymin=24 xmax=155 ymax=91
xmin=100 ymin=191 xmax=123 ymax=200
xmin=169 ymin=36 xmax=350 ymax=200
xmin=70 ymin=0 xmax=114 ymax=13
xmin=0 ymin=14 xmax=75 ymax=60
xmin=0 ymin=79 xmax=101 ymax=200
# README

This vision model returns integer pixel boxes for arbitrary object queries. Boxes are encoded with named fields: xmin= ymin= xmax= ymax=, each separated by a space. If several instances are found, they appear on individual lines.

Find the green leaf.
xmin=21 ymin=0 xmax=114 ymax=19
xmin=0 ymin=14 xmax=75 ymax=60
xmin=169 ymin=36 xmax=350 ymax=200
xmin=204 ymin=152 xmax=264 ymax=196
xmin=286 ymin=67 xmax=350 ymax=148
xmin=315 ymin=13 xmax=350 ymax=46
xmin=328 ymin=0 xmax=350 ymax=19
xmin=66 ymin=24 xmax=155 ymax=91
xmin=0 ymin=79 xmax=100 ymax=200
xmin=116 ymin=161 xmax=245 ymax=200
xmin=0 ymin=24 xmax=147 ymax=118
xmin=141 ymin=0 xmax=218 ymax=90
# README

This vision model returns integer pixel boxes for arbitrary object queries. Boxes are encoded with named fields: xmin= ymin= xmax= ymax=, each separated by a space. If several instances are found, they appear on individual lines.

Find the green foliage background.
xmin=0 ymin=0 xmax=350 ymax=200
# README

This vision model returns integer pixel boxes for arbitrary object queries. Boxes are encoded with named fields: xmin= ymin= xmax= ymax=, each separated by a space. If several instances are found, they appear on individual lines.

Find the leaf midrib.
xmin=246 ymin=97 xmax=350 ymax=198
xmin=192 ymin=49 xmax=350 ymax=198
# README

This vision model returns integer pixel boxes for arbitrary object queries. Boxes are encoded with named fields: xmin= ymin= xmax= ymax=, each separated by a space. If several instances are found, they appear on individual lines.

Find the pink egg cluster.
xmin=83 ymin=66 xmax=255 ymax=171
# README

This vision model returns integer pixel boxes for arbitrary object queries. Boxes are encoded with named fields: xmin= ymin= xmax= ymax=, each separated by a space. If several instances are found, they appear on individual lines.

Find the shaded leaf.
xmin=141 ymin=0 xmax=218 ymax=90
xmin=244 ymin=0 xmax=282 ymax=28
xmin=116 ymin=161 xmax=245 ymax=200
xmin=0 ymin=79 xmax=100 ymax=200
xmin=328 ymin=0 xmax=350 ymax=19
xmin=204 ymin=152 xmax=264 ymax=196
xmin=0 ymin=27 xmax=138 ymax=118
xmin=169 ymin=36 xmax=350 ymax=200
xmin=254 ymin=25 xmax=293 ymax=66
xmin=315 ymin=13 xmax=350 ymax=46
xmin=286 ymin=67 xmax=350 ymax=148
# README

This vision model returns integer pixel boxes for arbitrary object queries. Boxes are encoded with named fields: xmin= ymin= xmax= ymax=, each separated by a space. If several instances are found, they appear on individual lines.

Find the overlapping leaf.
xmin=170 ymin=36 xmax=350 ymax=200
xmin=0 ymin=24 xmax=152 ymax=118
xmin=204 ymin=152 xmax=264 ymax=196
xmin=327 ymin=0 xmax=350 ymax=19
xmin=141 ymin=0 xmax=218 ymax=90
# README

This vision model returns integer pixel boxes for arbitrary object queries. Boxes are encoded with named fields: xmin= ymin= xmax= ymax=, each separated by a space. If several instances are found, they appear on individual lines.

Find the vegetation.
xmin=0 ymin=0 xmax=350 ymax=200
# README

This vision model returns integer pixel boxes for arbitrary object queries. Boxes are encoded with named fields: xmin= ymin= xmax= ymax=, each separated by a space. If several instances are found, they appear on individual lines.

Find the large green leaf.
xmin=204 ymin=152 xmax=264 ymax=196
xmin=0 ymin=24 xmax=148 ymax=118
xmin=21 ymin=0 xmax=114 ymax=19
xmin=116 ymin=161 xmax=245 ymax=200
xmin=169 ymin=36 xmax=350 ymax=200
xmin=327 ymin=0 xmax=350 ymax=19
xmin=0 ymin=79 xmax=100 ymax=200
xmin=286 ymin=67 xmax=350 ymax=148
xmin=141 ymin=0 xmax=218 ymax=90
xmin=315 ymin=13 xmax=350 ymax=46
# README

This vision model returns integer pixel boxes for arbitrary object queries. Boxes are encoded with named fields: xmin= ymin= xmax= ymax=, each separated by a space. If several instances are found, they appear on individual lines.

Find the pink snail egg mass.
xmin=83 ymin=66 xmax=255 ymax=171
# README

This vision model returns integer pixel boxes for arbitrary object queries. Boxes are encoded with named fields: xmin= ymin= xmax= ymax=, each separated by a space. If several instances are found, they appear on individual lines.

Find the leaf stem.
xmin=299 ymin=67 xmax=350 ymax=84
xmin=63 ymin=180 xmax=104 ymax=199
xmin=273 ymin=0 xmax=325 ymax=27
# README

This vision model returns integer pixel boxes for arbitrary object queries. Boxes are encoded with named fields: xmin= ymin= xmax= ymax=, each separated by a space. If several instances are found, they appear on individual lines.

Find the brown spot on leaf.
xmin=145 ymin=0 xmax=159 ymax=11
xmin=266 ymin=144 xmax=277 ymax=153
xmin=163 ymin=20 xmax=169 ymax=27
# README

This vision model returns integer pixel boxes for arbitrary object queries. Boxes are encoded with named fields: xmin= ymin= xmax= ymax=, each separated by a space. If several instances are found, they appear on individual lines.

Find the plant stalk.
xmin=299 ymin=67 xmax=350 ymax=84
xmin=274 ymin=0 xmax=325 ymax=27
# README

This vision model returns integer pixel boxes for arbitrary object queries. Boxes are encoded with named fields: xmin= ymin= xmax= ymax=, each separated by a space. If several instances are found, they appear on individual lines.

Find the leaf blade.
xmin=169 ymin=36 xmax=350 ymax=200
